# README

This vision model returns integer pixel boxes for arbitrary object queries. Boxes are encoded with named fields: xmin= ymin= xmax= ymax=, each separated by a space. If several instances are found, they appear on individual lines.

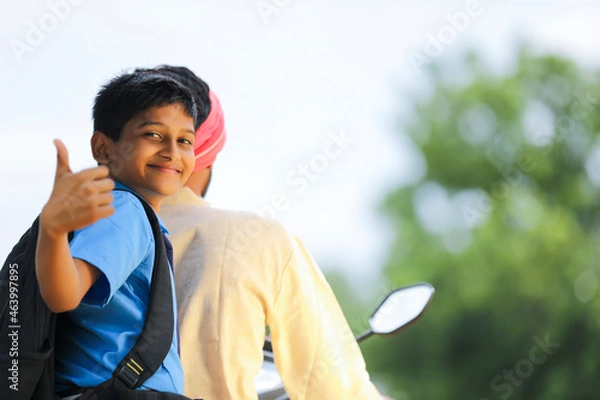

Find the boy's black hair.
xmin=135 ymin=65 xmax=212 ymax=129
xmin=93 ymin=71 xmax=199 ymax=141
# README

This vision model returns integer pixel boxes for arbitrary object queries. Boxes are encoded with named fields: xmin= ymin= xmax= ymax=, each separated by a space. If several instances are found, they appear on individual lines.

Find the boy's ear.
xmin=91 ymin=131 xmax=114 ymax=164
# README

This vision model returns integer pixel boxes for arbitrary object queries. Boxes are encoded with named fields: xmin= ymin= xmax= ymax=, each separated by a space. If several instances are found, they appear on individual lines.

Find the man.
xmin=155 ymin=66 xmax=387 ymax=399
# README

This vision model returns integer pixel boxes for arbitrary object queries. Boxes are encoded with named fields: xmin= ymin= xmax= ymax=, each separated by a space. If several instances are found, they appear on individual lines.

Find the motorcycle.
xmin=255 ymin=282 xmax=436 ymax=399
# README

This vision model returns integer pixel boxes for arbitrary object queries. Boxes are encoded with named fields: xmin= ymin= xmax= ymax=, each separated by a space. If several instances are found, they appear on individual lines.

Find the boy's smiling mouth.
xmin=147 ymin=164 xmax=182 ymax=174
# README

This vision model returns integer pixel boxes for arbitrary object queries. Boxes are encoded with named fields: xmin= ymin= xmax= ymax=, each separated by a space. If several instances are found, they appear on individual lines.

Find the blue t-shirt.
xmin=55 ymin=183 xmax=183 ymax=394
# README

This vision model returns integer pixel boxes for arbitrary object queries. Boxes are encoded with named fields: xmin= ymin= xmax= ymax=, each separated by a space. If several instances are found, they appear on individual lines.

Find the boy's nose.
xmin=159 ymin=138 xmax=182 ymax=161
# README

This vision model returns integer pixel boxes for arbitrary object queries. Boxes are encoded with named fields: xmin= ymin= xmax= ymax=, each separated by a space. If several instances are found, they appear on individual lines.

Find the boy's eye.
xmin=179 ymin=138 xmax=193 ymax=145
xmin=144 ymin=132 xmax=161 ymax=139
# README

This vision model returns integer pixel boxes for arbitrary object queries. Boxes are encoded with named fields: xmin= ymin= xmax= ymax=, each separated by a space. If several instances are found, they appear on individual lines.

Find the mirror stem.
xmin=355 ymin=329 xmax=374 ymax=343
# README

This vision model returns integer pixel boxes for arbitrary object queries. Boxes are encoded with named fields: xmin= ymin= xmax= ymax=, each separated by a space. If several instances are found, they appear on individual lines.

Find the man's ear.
xmin=91 ymin=131 xmax=113 ymax=164
xmin=184 ymin=166 xmax=213 ymax=198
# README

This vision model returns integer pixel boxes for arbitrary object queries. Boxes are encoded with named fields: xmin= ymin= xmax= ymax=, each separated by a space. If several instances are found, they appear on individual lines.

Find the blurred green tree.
xmin=365 ymin=47 xmax=600 ymax=399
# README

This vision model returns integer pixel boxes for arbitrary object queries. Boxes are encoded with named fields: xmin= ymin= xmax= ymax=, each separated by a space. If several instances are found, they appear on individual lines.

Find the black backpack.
xmin=0 ymin=189 xmax=193 ymax=400
xmin=0 ymin=216 xmax=59 ymax=400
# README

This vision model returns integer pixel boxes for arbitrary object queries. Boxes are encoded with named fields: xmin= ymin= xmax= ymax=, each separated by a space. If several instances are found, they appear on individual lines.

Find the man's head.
xmin=91 ymin=70 xmax=202 ymax=209
xmin=140 ymin=65 xmax=227 ymax=198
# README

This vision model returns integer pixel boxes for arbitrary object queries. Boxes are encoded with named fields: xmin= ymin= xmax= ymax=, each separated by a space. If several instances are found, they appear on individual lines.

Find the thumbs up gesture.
xmin=40 ymin=139 xmax=115 ymax=238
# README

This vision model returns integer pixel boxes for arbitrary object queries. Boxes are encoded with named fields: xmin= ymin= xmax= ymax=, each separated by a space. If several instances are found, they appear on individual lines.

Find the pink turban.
xmin=193 ymin=90 xmax=226 ymax=171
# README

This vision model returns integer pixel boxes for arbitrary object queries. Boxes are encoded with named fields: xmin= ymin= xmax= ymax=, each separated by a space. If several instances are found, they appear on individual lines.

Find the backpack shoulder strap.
xmin=81 ymin=188 xmax=175 ymax=398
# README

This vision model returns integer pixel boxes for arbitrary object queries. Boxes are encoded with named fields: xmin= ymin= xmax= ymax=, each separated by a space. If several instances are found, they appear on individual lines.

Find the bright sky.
xmin=1 ymin=0 xmax=599 ymax=287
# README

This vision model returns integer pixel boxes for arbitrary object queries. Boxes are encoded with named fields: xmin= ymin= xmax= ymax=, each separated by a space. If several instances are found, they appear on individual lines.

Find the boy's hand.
xmin=40 ymin=139 xmax=115 ymax=237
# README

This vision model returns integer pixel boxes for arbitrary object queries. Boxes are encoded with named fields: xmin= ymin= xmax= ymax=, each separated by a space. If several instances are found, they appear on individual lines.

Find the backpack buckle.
xmin=116 ymin=364 xmax=140 ymax=388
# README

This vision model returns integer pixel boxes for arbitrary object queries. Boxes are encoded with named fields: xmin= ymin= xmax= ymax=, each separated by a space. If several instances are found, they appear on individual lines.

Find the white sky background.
xmin=1 ymin=0 xmax=599 ymax=288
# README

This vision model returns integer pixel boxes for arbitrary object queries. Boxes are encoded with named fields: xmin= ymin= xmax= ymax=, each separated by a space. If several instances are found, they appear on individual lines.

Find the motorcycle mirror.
xmin=357 ymin=282 xmax=435 ymax=342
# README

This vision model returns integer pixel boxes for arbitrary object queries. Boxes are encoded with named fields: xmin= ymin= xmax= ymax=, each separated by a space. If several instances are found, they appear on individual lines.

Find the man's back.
xmin=160 ymin=187 xmax=382 ymax=399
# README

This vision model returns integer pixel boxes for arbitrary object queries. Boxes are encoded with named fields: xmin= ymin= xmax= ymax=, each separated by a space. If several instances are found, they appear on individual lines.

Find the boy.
xmin=36 ymin=71 xmax=205 ymax=396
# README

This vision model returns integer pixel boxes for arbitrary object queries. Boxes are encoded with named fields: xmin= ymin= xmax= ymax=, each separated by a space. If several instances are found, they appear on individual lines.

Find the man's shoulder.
xmin=164 ymin=204 xmax=296 ymax=252
xmin=176 ymin=206 xmax=301 ymax=266
xmin=200 ymin=206 xmax=290 ymax=237
xmin=160 ymin=188 xmax=301 ymax=250
xmin=161 ymin=189 xmax=287 ymax=232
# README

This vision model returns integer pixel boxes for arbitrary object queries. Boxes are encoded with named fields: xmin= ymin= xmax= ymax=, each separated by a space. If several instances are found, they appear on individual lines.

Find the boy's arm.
xmin=36 ymin=139 xmax=115 ymax=313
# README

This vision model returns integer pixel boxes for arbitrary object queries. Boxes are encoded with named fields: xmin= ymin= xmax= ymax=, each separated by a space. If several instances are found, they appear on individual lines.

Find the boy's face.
xmin=95 ymin=103 xmax=196 ymax=210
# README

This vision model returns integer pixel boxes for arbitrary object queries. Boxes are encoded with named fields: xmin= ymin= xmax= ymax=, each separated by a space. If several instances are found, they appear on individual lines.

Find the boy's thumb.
xmin=53 ymin=139 xmax=72 ymax=178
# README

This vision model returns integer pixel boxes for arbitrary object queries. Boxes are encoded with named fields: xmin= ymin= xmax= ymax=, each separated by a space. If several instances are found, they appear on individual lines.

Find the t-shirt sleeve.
xmin=69 ymin=191 xmax=153 ymax=307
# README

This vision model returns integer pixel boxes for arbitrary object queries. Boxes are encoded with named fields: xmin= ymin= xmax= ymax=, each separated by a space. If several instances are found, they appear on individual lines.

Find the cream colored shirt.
xmin=160 ymin=188 xmax=382 ymax=400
